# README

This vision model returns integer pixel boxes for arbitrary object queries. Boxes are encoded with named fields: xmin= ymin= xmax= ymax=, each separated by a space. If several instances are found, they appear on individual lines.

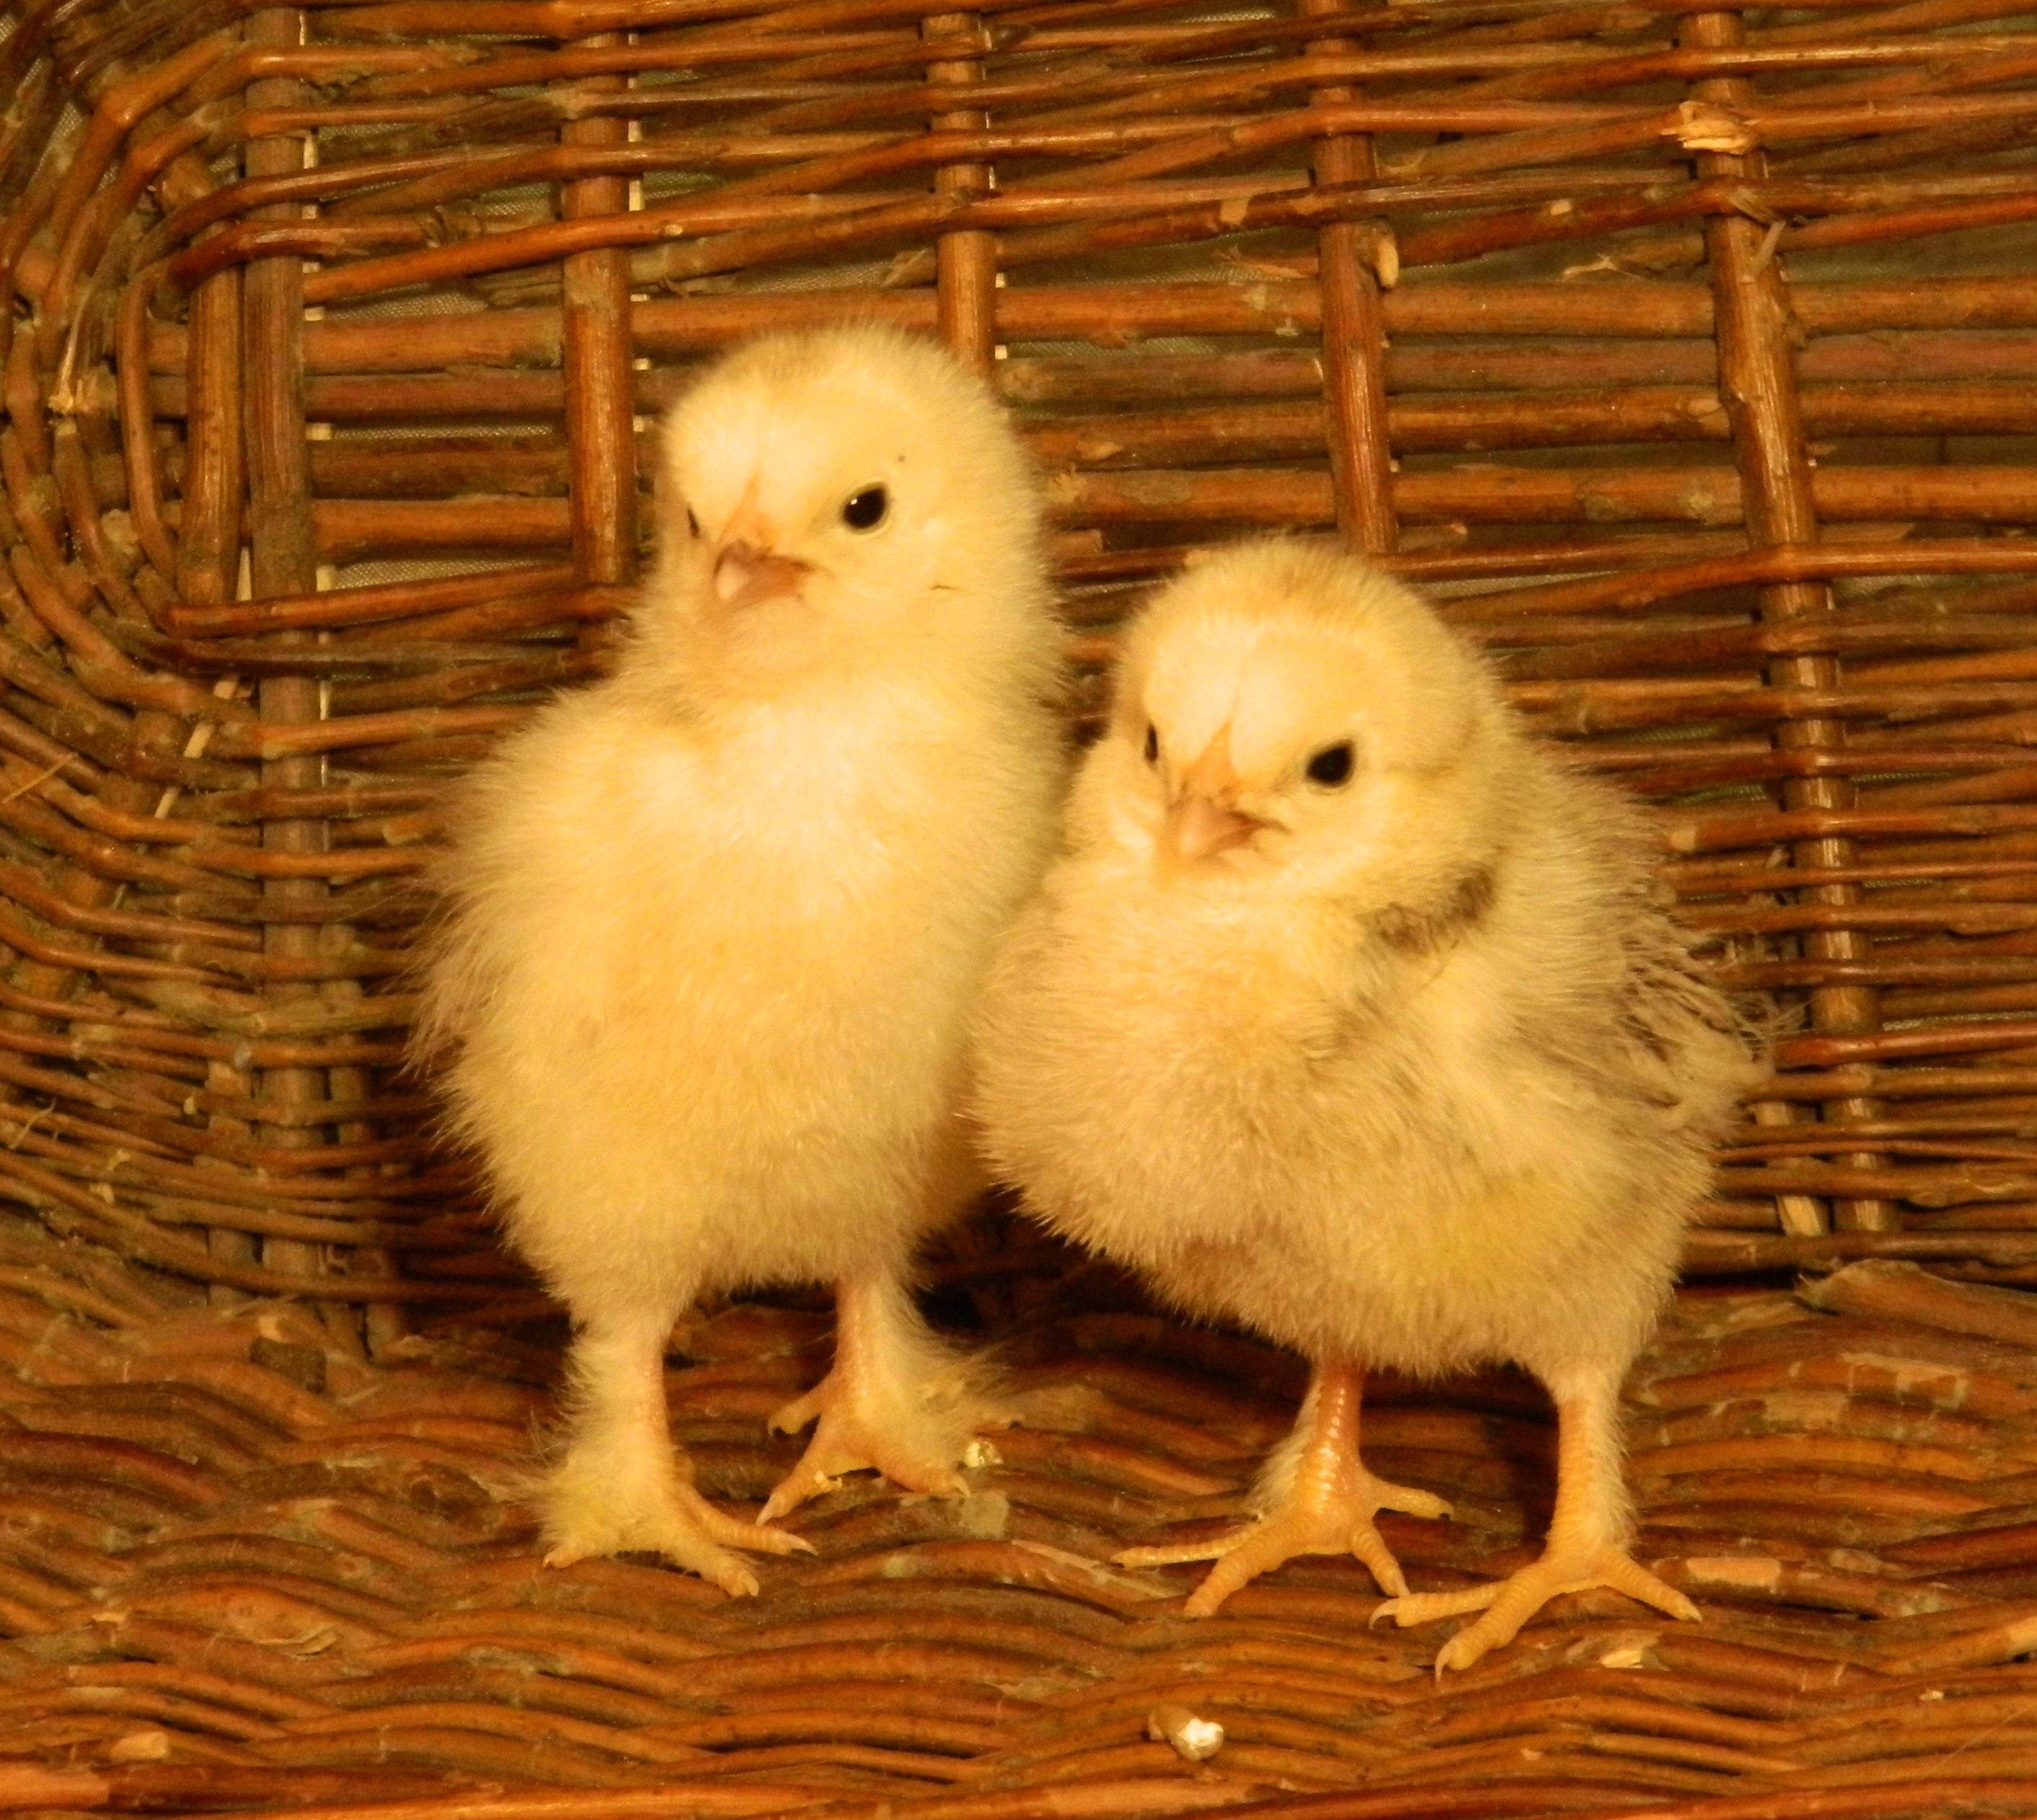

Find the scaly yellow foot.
xmin=761 ymin=1267 xmax=988 ymax=1523
xmin=543 ymin=1469 xmax=810 ymax=1597
xmin=764 ymin=1379 xmax=972 ymax=1522
xmin=1375 ymin=1367 xmax=1699 ymax=1675
xmin=542 ymin=1304 xmax=810 ymax=1595
xmin=1115 ymin=1359 xmax=1450 ymax=1615
xmin=1376 ymin=1543 xmax=1698 ymax=1675
xmin=1122 ymin=1467 xmax=1448 ymax=1615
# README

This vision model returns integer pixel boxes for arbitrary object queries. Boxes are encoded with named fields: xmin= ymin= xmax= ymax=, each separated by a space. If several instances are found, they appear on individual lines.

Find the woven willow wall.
xmin=6 ymin=0 xmax=2037 ymax=1320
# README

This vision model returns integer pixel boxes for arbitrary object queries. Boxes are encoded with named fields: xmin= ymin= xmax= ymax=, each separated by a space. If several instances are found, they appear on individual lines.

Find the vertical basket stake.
xmin=243 ymin=6 xmax=380 ymax=1345
xmin=560 ymin=34 xmax=639 ymax=596
xmin=1301 ymin=0 xmax=1394 ymax=557
xmin=924 ymin=12 xmax=998 ymax=377
xmin=168 ymin=46 xmax=259 ymax=1299
xmin=1682 ymin=8 xmax=1893 ymax=1235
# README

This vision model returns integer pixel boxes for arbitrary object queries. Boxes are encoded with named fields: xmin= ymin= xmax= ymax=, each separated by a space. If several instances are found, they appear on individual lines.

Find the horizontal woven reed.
xmin=12 ymin=1245 xmax=2037 ymax=1816
xmin=6 ymin=0 xmax=2037 ymax=1807
xmin=8 ymin=1245 xmax=2037 ymax=1816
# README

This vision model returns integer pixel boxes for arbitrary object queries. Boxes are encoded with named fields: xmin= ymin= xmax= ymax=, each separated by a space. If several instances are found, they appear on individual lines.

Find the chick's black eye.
xmin=1142 ymin=724 xmax=1158 ymax=765
xmin=1306 ymin=741 xmax=1354 ymax=788
xmin=684 ymin=506 xmax=701 ymax=539
xmin=841 ymin=485 xmax=889 ymax=531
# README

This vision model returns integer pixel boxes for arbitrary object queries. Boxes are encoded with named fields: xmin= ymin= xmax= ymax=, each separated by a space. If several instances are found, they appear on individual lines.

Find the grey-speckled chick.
xmin=419 ymin=327 xmax=1065 ymax=1593
xmin=974 ymin=539 xmax=1760 ymax=1672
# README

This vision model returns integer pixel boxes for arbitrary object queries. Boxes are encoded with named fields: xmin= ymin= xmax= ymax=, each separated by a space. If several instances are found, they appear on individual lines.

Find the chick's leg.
xmin=545 ymin=1304 xmax=810 ymax=1593
xmin=1375 ymin=1361 xmax=1698 ymax=1675
xmin=1119 ymin=1360 xmax=1450 ymax=1617
xmin=762 ymin=1266 xmax=986 ymax=1523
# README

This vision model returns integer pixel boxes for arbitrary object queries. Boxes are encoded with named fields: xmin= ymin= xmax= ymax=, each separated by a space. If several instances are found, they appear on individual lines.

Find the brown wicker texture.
xmin=6 ymin=0 xmax=2037 ymax=1808
xmin=15 ymin=1250 xmax=2037 ymax=1817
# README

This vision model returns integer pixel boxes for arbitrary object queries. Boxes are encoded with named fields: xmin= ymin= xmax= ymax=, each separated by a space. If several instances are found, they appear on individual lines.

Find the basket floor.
xmin=6 ymin=1227 xmax=2037 ymax=1820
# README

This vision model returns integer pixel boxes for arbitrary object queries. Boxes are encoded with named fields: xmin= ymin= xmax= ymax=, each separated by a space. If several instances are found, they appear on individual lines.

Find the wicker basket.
xmin=6 ymin=0 xmax=2037 ymax=1811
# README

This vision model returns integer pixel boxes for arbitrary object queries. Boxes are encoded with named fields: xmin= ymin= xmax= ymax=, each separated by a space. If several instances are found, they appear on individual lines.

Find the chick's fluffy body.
xmin=977 ymin=540 xmax=1753 ymax=1391
xmin=429 ymin=331 xmax=1060 ymax=1310
xmin=419 ymin=328 xmax=1064 ymax=1574
xmin=437 ymin=672 xmax=1046 ymax=1312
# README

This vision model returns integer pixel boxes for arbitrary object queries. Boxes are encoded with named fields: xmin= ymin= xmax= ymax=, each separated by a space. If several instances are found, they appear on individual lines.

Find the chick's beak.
xmin=1164 ymin=733 xmax=1263 ymax=862
xmin=712 ymin=540 xmax=811 ymax=611
xmin=708 ymin=491 xmax=810 ymax=610
xmin=1170 ymin=793 xmax=1260 ymax=861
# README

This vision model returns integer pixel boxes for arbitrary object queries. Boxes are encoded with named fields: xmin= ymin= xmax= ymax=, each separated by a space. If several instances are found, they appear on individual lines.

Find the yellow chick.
xmin=418 ymin=327 xmax=1065 ymax=1593
xmin=973 ymin=539 xmax=1759 ymax=1672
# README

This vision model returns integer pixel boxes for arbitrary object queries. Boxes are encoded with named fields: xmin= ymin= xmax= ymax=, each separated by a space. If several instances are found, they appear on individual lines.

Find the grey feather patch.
xmin=1368 ymin=864 xmax=1495 ymax=956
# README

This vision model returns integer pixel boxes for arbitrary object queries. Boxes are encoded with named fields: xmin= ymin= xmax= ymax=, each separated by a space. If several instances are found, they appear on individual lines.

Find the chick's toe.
xmin=764 ymin=1398 xmax=972 ymax=1524
xmin=1118 ymin=1363 xmax=1449 ymax=1615
xmin=542 ymin=1463 xmax=810 ymax=1597
xmin=761 ymin=1268 xmax=988 ymax=1523
xmin=1377 ymin=1374 xmax=1698 ymax=1673
xmin=1379 ymin=1545 xmax=1697 ymax=1676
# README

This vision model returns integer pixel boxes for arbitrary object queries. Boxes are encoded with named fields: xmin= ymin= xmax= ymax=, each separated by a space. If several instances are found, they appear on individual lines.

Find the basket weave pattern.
xmin=5 ymin=0 xmax=2037 ymax=1808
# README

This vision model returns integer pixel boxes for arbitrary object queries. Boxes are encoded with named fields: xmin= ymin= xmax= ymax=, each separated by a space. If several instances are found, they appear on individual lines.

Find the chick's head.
xmin=647 ymin=326 xmax=1048 ymax=688
xmin=1077 ymin=540 xmax=1514 ymax=907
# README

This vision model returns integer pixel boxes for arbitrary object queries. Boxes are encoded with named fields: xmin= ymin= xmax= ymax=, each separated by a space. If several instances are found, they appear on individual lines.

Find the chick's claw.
xmin=1119 ymin=1465 xmax=1450 ymax=1616
xmin=541 ymin=1474 xmax=810 ymax=1598
xmin=1377 ymin=1544 xmax=1700 ymax=1676
xmin=759 ymin=1268 xmax=988 ymax=1525
xmin=547 ymin=1528 xmax=760 ymax=1597
xmin=765 ymin=1384 xmax=828 ymax=1440
xmin=761 ymin=1381 xmax=970 ymax=1524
